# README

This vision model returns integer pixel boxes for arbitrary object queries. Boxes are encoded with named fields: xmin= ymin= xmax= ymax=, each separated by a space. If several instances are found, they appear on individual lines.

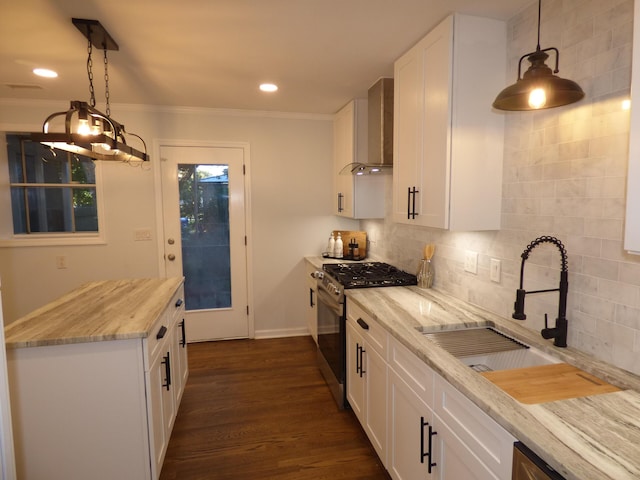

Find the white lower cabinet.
xmin=305 ymin=262 xmax=318 ymax=343
xmin=346 ymin=302 xmax=388 ymax=463
xmin=7 ymin=284 xmax=188 ymax=480
xmin=346 ymin=301 xmax=515 ymax=480
xmin=388 ymin=367 xmax=435 ymax=479
xmin=433 ymin=375 xmax=515 ymax=479
xmin=172 ymin=300 xmax=189 ymax=406
xmin=387 ymin=332 xmax=435 ymax=479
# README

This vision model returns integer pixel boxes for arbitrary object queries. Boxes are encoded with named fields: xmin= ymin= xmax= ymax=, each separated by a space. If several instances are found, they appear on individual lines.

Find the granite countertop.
xmin=4 ymin=277 xmax=184 ymax=349
xmin=305 ymin=256 xmax=640 ymax=480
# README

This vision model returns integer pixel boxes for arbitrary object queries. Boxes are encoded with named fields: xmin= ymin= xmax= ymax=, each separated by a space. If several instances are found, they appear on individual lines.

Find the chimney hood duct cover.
xmin=340 ymin=77 xmax=394 ymax=175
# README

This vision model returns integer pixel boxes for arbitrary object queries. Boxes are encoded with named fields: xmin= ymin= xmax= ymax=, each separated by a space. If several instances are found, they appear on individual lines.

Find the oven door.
xmin=316 ymin=283 xmax=346 ymax=408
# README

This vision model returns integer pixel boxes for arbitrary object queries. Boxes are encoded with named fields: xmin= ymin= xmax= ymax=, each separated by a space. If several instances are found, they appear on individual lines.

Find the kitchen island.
xmin=4 ymin=277 xmax=187 ymax=480
xmin=306 ymin=256 xmax=640 ymax=480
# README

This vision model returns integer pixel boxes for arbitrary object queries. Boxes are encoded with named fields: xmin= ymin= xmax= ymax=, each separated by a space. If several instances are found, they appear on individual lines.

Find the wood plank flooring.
xmin=160 ymin=336 xmax=390 ymax=480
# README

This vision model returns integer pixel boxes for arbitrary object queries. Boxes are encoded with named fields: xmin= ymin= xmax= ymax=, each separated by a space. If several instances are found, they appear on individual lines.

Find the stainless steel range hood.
xmin=340 ymin=77 xmax=394 ymax=175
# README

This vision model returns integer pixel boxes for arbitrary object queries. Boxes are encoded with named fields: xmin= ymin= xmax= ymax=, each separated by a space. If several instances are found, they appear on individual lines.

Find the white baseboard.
xmin=254 ymin=327 xmax=310 ymax=339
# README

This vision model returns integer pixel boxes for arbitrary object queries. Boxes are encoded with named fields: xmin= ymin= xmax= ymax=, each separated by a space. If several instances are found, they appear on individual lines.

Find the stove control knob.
xmin=334 ymin=288 xmax=341 ymax=296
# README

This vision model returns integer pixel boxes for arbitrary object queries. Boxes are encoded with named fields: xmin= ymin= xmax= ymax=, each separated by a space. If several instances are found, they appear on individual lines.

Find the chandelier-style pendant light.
xmin=492 ymin=0 xmax=584 ymax=111
xmin=30 ymin=18 xmax=149 ymax=162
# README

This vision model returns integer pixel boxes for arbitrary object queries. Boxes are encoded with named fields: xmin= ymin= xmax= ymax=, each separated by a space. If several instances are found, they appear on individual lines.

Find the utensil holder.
xmin=417 ymin=259 xmax=434 ymax=289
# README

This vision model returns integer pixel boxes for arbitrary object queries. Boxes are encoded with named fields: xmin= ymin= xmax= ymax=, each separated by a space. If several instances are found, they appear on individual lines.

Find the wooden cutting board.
xmin=481 ymin=363 xmax=620 ymax=404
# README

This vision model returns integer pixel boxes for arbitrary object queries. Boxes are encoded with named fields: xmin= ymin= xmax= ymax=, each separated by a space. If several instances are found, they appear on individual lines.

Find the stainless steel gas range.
xmin=314 ymin=262 xmax=417 ymax=408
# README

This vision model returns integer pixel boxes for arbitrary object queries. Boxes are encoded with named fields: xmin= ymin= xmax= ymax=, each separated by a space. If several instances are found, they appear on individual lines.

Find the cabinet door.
xmin=305 ymin=263 xmax=318 ymax=343
xmin=434 ymin=415 xmax=500 ymax=480
xmin=393 ymin=14 xmax=504 ymax=231
xmin=149 ymin=351 xmax=169 ymax=477
xmin=174 ymin=317 xmax=189 ymax=403
xmin=392 ymin=41 xmax=422 ymax=224
xmin=365 ymin=344 xmax=387 ymax=464
xmin=419 ymin=16 xmax=453 ymax=229
xmin=334 ymin=101 xmax=356 ymax=218
xmin=388 ymin=367 xmax=435 ymax=480
xmin=624 ymin=0 xmax=640 ymax=252
xmin=434 ymin=374 xmax=514 ymax=479
xmin=345 ymin=320 xmax=365 ymax=421
xmin=393 ymin=16 xmax=452 ymax=228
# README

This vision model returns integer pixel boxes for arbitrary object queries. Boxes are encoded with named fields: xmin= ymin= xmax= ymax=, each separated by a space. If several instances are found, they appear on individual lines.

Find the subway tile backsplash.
xmin=362 ymin=0 xmax=640 ymax=375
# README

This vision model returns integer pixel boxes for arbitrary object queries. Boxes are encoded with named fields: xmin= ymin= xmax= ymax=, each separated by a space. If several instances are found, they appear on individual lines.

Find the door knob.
xmin=167 ymin=254 xmax=176 ymax=261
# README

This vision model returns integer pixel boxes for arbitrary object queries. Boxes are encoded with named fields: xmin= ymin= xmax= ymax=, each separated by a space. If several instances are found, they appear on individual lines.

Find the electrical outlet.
xmin=490 ymin=258 xmax=501 ymax=283
xmin=134 ymin=229 xmax=152 ymax=241
xmin=55 ymin=255 xmax=67 ymax=269
xmin=464 ymin=250 xmax=478 ymax=274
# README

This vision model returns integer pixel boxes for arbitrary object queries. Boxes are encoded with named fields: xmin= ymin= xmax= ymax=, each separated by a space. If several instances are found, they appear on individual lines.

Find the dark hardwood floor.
xmin=160 ymin=336 xmax=390 ymax=480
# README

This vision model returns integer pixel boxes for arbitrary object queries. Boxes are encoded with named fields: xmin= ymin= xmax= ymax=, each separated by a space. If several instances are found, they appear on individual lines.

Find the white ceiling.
xmin=0 ymin=0 xmax=532 ymax=115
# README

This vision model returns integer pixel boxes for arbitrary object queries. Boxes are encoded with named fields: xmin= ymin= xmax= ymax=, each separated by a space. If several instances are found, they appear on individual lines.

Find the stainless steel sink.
xmin=421 ymin=327 xmax=560 ymax=372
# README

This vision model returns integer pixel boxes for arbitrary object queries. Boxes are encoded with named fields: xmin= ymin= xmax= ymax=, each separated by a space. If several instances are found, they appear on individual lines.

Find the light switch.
xmin=490 ymin=258 xmax=501 ymax=283
xmin=134 ymin=229 xmax=152 ymax=241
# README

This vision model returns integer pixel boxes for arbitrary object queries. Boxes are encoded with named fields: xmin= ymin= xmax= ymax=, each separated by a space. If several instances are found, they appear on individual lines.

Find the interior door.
xmin=160 ymin=145 xmax=249 ymax=341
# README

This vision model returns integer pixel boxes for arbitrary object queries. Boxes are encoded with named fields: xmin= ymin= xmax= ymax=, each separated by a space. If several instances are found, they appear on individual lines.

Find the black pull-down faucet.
xmin=513 ymin=236 xmax=568 ymax=347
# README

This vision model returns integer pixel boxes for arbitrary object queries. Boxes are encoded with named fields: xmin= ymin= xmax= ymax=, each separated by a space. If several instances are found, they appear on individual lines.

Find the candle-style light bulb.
xmin=528 ymin=87 xmax=547 ymax=109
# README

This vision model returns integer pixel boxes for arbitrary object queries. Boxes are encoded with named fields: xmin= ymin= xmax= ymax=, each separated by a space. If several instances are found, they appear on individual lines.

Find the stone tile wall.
xmin=362 ymin=0 xmax=640 ymax=374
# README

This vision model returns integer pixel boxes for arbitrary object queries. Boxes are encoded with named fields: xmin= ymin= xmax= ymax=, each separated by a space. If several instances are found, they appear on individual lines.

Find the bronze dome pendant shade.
xmin=493 ymin=0 xmax=584 ymax=111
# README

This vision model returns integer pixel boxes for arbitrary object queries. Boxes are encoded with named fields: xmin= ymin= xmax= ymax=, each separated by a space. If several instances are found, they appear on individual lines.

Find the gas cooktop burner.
xmin=323 ymin=262 xmax=417 ymax=289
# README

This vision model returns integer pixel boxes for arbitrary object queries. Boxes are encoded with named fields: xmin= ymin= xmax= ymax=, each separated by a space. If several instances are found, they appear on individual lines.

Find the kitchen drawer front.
xmin=388 ymin=335 xmax=434 ymax=409
xmin=169 ymin=286 xmax=185 ymax=322
xmin=434 ymin=374 xmax=515 ymax=480
xmin=346 ymin=301 xmax=388 ymax=359
xmin=146 ymin=311 xmax=171 ymax=367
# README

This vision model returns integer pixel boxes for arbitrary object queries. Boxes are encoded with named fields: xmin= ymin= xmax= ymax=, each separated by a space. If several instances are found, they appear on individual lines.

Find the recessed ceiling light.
xmin=259 ymin=83 xmax=278 ymax=92
xmin=33 ymin=68 xmax=58 ymax=78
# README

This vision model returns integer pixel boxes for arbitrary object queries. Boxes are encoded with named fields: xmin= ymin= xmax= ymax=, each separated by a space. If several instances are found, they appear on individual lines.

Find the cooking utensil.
xmin=417 ymin=244 xmax=435 ymax=288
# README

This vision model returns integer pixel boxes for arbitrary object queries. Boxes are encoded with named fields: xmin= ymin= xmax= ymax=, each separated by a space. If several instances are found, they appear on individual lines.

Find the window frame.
xmin=0 ymin=131 xmax=106 ymax=247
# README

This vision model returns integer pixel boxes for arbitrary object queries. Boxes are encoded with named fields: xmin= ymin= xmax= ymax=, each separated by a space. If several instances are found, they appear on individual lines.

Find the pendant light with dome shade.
xmin=29 ymin=19 xmax=149 ymax=163
xmin=492 ymin=0 xmax=584 ymax=111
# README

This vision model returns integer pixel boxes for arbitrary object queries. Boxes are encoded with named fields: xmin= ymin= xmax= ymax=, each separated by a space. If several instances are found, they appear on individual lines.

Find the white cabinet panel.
xmin=393 ymin=14 xmax=505 ymax=230
xmin=434 ymin=375 xmax=515 ymax=480
xmin=333 ymin=100 xmax=385 ymax=219
xmin=624 ymin=0 xmax=640 ymax=253
xmin=388 ymin=366 xmax=435 ymax=480
xmin=346 ymin=302 xmax=388 ymax=464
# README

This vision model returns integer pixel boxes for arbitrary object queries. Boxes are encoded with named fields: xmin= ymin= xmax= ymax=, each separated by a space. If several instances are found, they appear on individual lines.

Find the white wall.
xmin=0 ymin=100 xmax=358 ymax=336
xmin=363 ymin=0 xmax=640 ymax=375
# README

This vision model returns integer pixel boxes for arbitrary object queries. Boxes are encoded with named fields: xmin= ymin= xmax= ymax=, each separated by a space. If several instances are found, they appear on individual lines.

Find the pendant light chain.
xmin=103 ymin=47 xmax=111 ymax=118
xmin=86 ymin=36 xmax=96 ymax=108
xmin=536 ymin=0 xmax=542 ymax=51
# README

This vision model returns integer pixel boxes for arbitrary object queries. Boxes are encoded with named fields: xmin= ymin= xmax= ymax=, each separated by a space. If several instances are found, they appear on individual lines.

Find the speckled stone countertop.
xmin=306 ymin=256 xmax=640 ymax=480
xmin=5 ymin=277 xmax=184 ymax=349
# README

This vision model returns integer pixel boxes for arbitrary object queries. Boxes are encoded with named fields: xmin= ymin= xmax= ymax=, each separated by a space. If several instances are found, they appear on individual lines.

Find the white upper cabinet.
xmin=392 ymin=14 xmax=506 ymax=230
xmin=334 ymin=99 xmax=385 ymax=219
xmin=624 ymin=0 xmax=640 ymax=253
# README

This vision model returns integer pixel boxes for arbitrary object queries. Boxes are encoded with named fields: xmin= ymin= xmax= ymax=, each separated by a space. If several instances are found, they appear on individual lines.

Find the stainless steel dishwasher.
xmin=513 ymin=442 xmax=566 ymax=480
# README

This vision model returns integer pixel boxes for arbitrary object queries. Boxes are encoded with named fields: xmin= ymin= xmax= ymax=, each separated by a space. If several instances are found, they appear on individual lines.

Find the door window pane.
xmin=178 ymin=164 xmax=231 ymax=310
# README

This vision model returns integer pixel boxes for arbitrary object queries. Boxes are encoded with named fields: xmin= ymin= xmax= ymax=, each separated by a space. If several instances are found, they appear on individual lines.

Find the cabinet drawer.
xmin=434 ymin=374 xmax=515 ymax=479
xmin=346 ymin=301 xmax=387 ymax=359
xmin=147 ymin=311 xmax=171 ymax=366
xmin=388 ymin=336 xmax=434 ymax=408
xmin=169 ymin=286 xmax=185 ymax=322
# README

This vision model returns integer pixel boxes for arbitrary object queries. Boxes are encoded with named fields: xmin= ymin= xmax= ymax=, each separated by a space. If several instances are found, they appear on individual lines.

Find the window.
xmin=4 ymin=134 xmax=102 ymax=240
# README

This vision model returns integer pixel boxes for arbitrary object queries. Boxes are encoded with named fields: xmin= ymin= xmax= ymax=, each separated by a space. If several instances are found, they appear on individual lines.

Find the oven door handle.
xmin=356 ymin=318 xmax=369 ymax=330
xmin=317 ymin=287 xmax=343 ymax=312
